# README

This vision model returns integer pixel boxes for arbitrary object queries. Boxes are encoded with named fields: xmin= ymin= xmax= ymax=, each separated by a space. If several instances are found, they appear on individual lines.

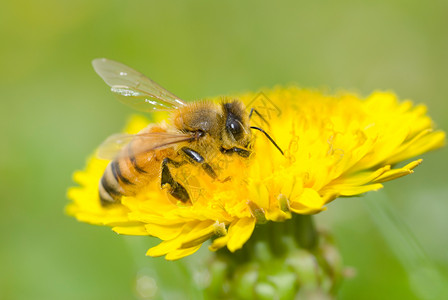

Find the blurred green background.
xmin=1 ymin=0 xmax=447 ymax=299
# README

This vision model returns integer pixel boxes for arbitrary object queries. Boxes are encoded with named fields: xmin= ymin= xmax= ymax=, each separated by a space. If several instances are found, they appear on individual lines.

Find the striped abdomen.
xmin=98 ymin=144 xmax=174 ymax=206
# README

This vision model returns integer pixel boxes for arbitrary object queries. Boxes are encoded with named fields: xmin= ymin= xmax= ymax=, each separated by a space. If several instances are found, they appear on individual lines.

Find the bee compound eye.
xmin=227 ymin=119 xmax=243 ymax=141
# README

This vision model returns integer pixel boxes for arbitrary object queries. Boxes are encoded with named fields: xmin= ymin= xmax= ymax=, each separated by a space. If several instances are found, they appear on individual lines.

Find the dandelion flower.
xmin=67 ymin=87 xmax=445 ymax=261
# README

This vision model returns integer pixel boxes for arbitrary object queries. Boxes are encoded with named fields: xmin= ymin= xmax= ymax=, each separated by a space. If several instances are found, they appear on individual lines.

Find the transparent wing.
xmin=96 ymin=132 xmax=194 ymax=160
xmin=92 ymin=58 xmax=187 ymax=112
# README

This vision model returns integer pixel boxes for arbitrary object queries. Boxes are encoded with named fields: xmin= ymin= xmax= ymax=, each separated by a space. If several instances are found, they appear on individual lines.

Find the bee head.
xmin=222 ymin=100 xmax=251 ymax=147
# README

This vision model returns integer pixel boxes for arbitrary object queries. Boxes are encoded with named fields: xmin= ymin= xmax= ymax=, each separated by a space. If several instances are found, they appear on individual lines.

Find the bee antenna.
xmin=250 ymin=126 xmax=284 ymax=156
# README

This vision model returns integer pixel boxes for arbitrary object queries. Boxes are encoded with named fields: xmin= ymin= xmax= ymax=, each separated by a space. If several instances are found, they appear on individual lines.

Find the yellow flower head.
xmin=67 ymin=87 xmax=445 ymax=260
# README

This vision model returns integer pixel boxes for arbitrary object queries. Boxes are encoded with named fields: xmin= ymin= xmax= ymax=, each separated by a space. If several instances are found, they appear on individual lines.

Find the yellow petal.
xmin=289 ymin=188 xmax=326 ymax=215
xmin=209 ymin=235 xmax=230 ymax=252
xmin=146 ymin=239 xmax=181 ymax=257
xmin=146 ymin=221 xmax=215 ymax=257
xmin=180 ymin=221 xmax=216 ymax=248
xmin=374 ymin=159 xmax=422 ymax=183
xmin=113 ymin=225 xmax=148 ymax=235
xmin=333 ymin=165 xmax=391 ymax=186
xmin=227 ymin=218 xmax=256 ymax=252
xmin=144 ymin=223 xmax=185 ymax=241
xmin=338 ymin=183 xmax=384 ymax=196
xmin=165 ymin=245 xmax=202 ymax=261
xmin=387 ymin=131 xmax=445 ymax=163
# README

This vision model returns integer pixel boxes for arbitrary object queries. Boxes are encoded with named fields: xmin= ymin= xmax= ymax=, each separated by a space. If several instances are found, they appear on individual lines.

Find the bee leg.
xmin=220 ymin=146 xmax=251 ymax=158
xmin=181 ymin=147 xmax=218 ymax=180
xmin=161 ymin=158 xmax=190 ymax=203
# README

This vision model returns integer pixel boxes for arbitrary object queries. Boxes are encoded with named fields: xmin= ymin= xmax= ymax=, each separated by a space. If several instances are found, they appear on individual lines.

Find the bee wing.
xmin=96 ymin=132 xmax=194 ymax=160
xmin=92 ymin=58 xmax=187 ymax=112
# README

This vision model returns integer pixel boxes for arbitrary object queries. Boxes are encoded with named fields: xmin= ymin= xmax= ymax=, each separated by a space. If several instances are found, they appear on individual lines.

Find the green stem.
xmin=207 ymin=215 xmax=344 ymax=299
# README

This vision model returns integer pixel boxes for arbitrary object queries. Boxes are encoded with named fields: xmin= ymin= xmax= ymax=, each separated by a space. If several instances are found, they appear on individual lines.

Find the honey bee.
xmin=93 ymin=58 xmax=283 ymax=206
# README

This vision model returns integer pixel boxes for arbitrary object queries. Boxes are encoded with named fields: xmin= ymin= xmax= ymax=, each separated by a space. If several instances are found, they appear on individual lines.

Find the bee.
xmin=93 ymin=58 xmax=283 ymax=206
